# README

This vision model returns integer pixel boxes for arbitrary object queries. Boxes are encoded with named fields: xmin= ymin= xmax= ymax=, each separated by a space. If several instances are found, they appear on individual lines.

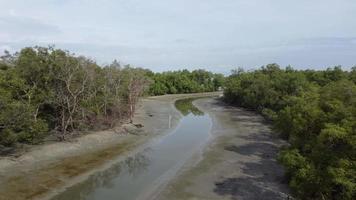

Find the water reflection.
xmin=52 ymin=151 xmax=151 ymax=200
xmin=51 ymin=98 xmax=212 ymax=200
xmin=125 ymin=149 xmax=151 ymax=178
xmin=174 ymin=98 xmax=204 ymax=116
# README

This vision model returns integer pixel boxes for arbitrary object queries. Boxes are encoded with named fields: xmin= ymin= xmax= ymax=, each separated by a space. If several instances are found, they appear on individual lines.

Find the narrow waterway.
xmin=51 ymin=98 xmax=212 ymax=200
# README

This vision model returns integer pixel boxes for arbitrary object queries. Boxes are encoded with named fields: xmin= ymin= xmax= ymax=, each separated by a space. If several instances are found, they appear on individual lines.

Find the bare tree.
xmin=53 ymin=54 xmax=90 ymax=140
xmin=125 ymin=69 xmax=151 ymax=123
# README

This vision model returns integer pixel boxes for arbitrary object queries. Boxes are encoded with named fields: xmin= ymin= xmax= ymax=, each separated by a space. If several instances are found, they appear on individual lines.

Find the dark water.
xmin=51 ymin=98 xmax=212 ymax=200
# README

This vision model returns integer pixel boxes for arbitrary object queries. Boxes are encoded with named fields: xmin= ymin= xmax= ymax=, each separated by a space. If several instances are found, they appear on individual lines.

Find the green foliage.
xmin=224 ymin=64 xmax=356 ymax=200
xmin=0 ymin=46 xmax=152 ymax=146
xmin=0 ymin=46 xmax=223 ymax=147
xmin=149 ymin=69 xmax=224 ymax=95
xmin=174 ymin=98 xmax=204 ymax=116
xmin=0 ymin=94 xmax=48 ymax=146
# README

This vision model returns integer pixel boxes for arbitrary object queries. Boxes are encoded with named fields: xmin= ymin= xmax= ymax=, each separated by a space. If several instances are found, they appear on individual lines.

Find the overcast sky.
xmin=1 ymin=0 xmax=355 ymax=73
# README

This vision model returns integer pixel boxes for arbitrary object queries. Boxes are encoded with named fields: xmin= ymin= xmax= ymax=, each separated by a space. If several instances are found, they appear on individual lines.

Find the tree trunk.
xmin=33 ymin=106 xmax=39 ymax=122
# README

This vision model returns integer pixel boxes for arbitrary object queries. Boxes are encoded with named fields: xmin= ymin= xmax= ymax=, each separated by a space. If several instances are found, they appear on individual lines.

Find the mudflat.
xmin=154 ymin=97 xmax=290 ymax=200
xmin=0 ymin=92 xmax=290 ymax=200
xmin=0 ymin=92 xmax=220 ymax=200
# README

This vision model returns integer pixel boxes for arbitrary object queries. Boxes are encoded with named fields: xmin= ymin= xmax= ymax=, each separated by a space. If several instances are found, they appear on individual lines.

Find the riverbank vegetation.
xmin=0 ymin=46 xmax=152 ymax=147
xmin=224 ymin=64 xmax=356 ymax=200
xmin=148 ymin=69 xmax=224 ymax=95
xmin=0 ymin=46 xmax=223 ymax=149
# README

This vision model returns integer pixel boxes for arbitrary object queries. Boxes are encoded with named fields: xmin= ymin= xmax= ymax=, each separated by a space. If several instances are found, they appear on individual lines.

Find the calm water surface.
xmin=51 ymin=98 xmax=212 ymax=200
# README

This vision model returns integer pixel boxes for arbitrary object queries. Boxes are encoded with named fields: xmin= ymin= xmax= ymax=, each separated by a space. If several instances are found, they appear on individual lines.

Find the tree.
xmin=149 ymin=69 xmax=224 ymax=95
xmin=0 ymin=57 xmax=48 ymax=145
xmin=224 ymin=65 xmax=356 ymax=200
xmin=51 ymin=52 xmax=93 ymax=139
xmin=121 ymin=68 xmax=151 ymax=123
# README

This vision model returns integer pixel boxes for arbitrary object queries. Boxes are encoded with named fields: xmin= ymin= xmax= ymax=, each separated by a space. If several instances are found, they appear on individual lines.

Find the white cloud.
xmin=0 ymin=15 xmax=61 ymax=42
xmin=0 ymin=0 xmax=355 ymax=71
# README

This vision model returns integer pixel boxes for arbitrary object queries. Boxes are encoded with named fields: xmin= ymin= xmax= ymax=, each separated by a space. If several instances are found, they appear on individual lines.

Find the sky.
xmin=0 ymin=0 xmax=356 ymax=73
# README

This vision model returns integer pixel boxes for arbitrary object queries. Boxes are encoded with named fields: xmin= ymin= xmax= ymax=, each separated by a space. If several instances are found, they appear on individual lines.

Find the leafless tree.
xmin=125 ymin=69 xmax=151 ymax=123
xmin=54 ymin=55 xmax=90 ymax=140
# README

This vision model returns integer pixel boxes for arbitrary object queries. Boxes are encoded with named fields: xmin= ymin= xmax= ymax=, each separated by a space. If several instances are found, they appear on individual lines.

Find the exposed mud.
xmin=0 ymin=92 xmax=289 ymax=200
xmin=0 ymin=92 xmax=220 ymax=200
xmin=154 ymin=98 xmax=291 ymax=200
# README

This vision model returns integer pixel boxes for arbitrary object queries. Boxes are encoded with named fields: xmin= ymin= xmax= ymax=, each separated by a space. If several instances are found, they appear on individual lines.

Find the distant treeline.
xmin=224 ymin=64 xmax=356 ymax=200
xmin=0 ymin=46 xmax=223 ymax=148
xmin=148 ymin=69 xmax=224 ymax=95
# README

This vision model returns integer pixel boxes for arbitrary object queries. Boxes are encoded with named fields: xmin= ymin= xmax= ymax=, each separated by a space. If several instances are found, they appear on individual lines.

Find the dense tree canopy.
xmin=224 ymin=64 xmax=356 ymax=200
xmin=0 ymin=47 xmax=151 ymax=146
xmin=148 ymin=69 xmax=224 ymax=95
xmin=0 ymin=46 xmax=224 ymax=149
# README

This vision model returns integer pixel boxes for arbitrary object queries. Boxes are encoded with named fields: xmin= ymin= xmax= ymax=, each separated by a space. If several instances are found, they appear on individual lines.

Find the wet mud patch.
xmin=214 ymin=176 xmax=287 ymax=200
xmin=0 ymin=141 xmax=136 ymax=200
xmin=154 ymin=98 xmax=291 ymax=200
xmin=224 ymin=142 xmax=278 ymax=157
xmin=51 ymin=152 xmax=150 ymax=200
xmin=215 ymin=141 xmax=289 ymax=200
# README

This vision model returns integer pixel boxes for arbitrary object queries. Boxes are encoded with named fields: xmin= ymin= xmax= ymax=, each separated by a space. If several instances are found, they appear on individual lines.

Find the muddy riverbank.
xmin=0 ymin=92 xmax=220 ymax=200
xmin=154 ymin=98 xmax=291 ymax=200
xmin=0 ymin=92 xmax=290 ymax=200
xmin=51 ymin=97 xmax=214 ymax=200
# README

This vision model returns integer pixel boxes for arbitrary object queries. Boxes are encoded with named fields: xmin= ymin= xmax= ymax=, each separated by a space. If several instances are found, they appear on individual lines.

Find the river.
xmin=51 ymin=98 xmax=212 ymax=200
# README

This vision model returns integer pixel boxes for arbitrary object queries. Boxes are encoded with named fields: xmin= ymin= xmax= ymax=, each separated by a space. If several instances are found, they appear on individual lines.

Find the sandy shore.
xmin=0 ymin=92 xmax=221 ymax=200
xmin=154 ymin=98 xmax=291 ymax=200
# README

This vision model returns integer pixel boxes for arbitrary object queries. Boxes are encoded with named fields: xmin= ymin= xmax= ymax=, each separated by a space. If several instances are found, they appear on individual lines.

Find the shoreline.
xmin=0 ymin=92 xmax=221 ymax=200
xmin=154 ymin=97 xmax=290 ymax=200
